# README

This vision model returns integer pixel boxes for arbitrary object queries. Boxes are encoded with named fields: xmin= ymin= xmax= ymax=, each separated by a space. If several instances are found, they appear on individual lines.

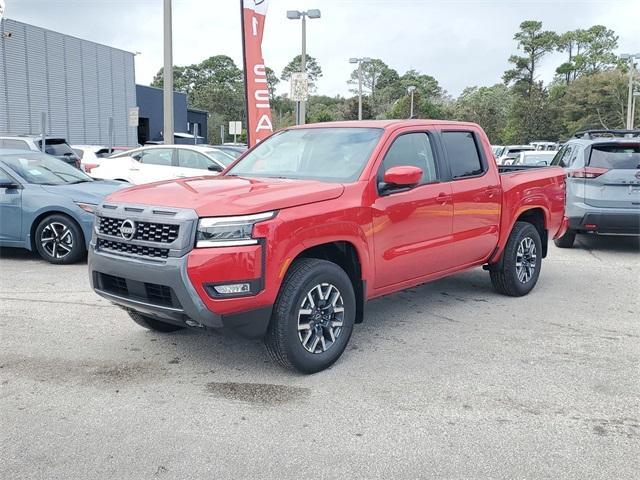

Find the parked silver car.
xmin=551 ymin=130 xmax=640 ymax=248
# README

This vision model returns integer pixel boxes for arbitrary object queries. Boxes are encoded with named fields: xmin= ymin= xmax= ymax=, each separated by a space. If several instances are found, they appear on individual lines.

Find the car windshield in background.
xmin=205 ymin=149 xmax=235 ymax=166
xmin=1 ymin=153 xmax=93 ymax=185
xmin=228 ymin=127 xmax=383 ymax=182
xmin=589 ymin=144 xmax=640 ymax=169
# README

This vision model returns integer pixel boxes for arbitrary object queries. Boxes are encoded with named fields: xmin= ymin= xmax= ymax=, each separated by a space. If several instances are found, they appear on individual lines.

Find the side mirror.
xmin=379 ymin=166 xmax=422 ymax=194
xmin=208 ymin=164 xmax=223 ymax=172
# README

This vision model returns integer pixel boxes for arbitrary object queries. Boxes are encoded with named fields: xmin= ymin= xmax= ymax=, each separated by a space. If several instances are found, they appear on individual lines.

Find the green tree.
xmin=453 ymin=85 xmax=513 ymax=143
xmin=574 ymin=25 xmax=620 ymax=75
xmin=265 ymin=66 xmax=280 ymax=100
xmin=503 ymin=21 xmax=558 ymax=95
xmin=281 ymin=55 xmax=323 ymax=90
xmin=347 ymin=58 xmax=393 ymax=99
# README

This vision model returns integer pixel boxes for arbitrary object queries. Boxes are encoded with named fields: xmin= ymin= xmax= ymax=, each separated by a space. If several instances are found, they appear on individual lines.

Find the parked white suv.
xmin=90 ymin=145 xmax=235 ymax=184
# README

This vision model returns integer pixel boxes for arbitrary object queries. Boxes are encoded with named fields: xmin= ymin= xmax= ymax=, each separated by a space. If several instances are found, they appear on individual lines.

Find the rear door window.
xmin=551 ymin=145 xmax=573 ymax=168
xmin=442 ymin=131 xmax=484 ymax=179
xmin=589 ymin=144 xmax=640 ymax=169
xmin=137 ymin=149 xmax=174 ymax=166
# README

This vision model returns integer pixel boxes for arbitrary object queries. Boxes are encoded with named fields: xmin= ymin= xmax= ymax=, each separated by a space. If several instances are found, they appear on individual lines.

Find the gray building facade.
xmin=0 ymin=18 xmax=137 ymax=146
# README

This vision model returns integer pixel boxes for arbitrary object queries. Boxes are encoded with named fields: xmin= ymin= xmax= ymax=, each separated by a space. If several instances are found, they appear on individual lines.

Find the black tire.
xmin=128 ymin=311 xmax=185 ymax=332
xmin=34 ymin=214 xmax=86 ymax=264
xmin=554 ymin=228 xmax=576 ymax=248
xmin=265 ymin=258 xmax=356 ymax=374
xmin=490 ymin=222 xmax=543 ymax=297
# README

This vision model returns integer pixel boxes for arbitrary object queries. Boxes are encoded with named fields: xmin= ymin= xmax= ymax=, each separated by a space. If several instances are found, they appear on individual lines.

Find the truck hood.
xmin=103 ymin=175 xmax=345 ymax=216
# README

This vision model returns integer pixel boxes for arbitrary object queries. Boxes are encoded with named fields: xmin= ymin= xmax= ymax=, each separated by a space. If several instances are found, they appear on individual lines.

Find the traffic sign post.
xmin=229 ymin=121 xmax=242 ymax=144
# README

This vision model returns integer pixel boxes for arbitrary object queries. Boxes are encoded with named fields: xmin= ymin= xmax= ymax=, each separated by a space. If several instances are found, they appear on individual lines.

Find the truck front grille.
xmin=98 ymin=216 xmax=179 ymax=243
xmin=97 ymin=238 xmax=169 ymax=259
xmin=96 ymin=273 xmax=181 ymax=309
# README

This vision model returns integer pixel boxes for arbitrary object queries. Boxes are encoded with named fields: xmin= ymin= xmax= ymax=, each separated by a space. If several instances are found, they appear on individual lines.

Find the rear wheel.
xmin=265 ymin=258 xmax=356 ymax=374
xmin=34 ymin=214 xmax=86 ymax=264
xmin=128 ymin=311 xmax=185 ymax=333
xmin=490 ymin=222 xmax=542 ymax=297
xmin=554 ymin=228 xmax=576 ymax=248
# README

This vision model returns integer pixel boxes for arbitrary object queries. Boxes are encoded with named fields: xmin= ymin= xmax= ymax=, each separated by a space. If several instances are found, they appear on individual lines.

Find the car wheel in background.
xmin=490 ymin=221 xmax=543 ymax=297
xmin=265 ymin=258 xmax=356 ymax=374
xmin=554 ymin=229 xmax=576 ymax=248
xmin=34 ymin=214 xmax=86 ymax=264
xmin=128 ymin=311 xmax=185 ymax=332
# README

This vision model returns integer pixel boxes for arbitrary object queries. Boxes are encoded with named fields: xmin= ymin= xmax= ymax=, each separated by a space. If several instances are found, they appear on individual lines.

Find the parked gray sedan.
xmin=0 ymin=150 xmax=126 ymax=264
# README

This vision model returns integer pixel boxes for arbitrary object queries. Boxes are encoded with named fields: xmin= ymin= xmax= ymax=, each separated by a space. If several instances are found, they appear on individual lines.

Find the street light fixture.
xmin=407 ymin=86 xmax=417 ymax=119
xmin=349 ymin=57 xmax=371 ymax=120
xmin=286 ymin=9 xmax=322 ymax=125
xmin=621 ymin=53 xmax=640 ymax=129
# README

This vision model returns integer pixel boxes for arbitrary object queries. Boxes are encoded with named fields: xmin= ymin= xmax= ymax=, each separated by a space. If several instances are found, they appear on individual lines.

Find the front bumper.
xmin=89 ymin=248 xmax=223 ymax=329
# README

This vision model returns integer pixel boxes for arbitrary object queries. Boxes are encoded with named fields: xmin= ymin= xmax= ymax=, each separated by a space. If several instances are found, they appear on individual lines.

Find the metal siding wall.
xmin=96 ymin=45 xmax=113 ymax=146
xmin=25 ymin=26 xmax=48 ymax=134
xmin=45 ymin=30 xmax=67 ymax=138
xmin=3 ymin=20 xmax=30 ymax=134
xmin=81 ymin=42 xmax=100 ymax=144
xmin=1 ymin=20 xmax=136 ymax=144
xmin=64 ymin=36 xmax=85 ymax=143
xmin=111 ymin=49 xmax=126 ymax=146
xmin=0 ymin=21 xmax=9 ymax=133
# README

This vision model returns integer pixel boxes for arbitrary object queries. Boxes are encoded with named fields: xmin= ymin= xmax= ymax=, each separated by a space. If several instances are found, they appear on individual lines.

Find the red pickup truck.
xmin=89 ymin=120 xmax=567 ymax=373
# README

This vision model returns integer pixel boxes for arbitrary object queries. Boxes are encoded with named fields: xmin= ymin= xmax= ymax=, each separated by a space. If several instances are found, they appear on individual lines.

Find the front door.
xmin=371 ymin=131 xmax=454 ymax=289
xmin=0 ymin=168 xmax=23 ymax=242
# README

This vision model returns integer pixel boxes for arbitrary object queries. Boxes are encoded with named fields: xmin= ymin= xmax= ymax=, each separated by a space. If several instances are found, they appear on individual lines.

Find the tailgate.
xmin=583 ymin=143 xmax=640 ymax=209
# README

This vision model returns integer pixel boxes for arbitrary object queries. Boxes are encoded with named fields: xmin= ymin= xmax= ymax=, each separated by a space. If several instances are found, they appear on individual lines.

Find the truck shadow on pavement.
xmin=573 ymin=234 xmax=639 ymax=252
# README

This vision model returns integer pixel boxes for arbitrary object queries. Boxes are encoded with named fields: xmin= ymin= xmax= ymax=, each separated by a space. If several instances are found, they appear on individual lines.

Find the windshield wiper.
xmin=67 ymin=179 xmax=93 ymax=184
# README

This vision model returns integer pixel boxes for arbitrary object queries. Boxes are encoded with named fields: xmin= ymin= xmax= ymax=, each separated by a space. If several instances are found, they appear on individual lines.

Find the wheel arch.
xmin=288 ymin=240 xmax=366 ymax=324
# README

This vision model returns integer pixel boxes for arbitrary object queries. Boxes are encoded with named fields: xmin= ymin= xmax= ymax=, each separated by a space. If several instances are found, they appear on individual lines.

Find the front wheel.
xmin=34 ymin=214 xmax=86 ymax=264
xmin=490 ymin=222 xmax=542 ymax=297
xmin=265 ymin=258 xmax=356 ymax=374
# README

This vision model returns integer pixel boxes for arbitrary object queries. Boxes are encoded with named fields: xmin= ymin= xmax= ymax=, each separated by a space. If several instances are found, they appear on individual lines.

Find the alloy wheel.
xmin=40 ymin=222 xmax=74 ymax=259
xmin=297 ymin=283 xmax=345 ymax=354
xmin=515 ymin=236 xmax=537 ymax=283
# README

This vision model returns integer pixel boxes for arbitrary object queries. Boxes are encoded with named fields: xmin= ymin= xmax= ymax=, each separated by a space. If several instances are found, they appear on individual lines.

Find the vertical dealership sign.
xmin=241 ymin=0 xmax=273 ymax=147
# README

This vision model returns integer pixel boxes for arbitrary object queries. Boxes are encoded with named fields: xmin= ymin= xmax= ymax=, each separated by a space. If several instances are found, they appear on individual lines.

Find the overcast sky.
xmin=6 ymin=0 xmax=640 ymax=98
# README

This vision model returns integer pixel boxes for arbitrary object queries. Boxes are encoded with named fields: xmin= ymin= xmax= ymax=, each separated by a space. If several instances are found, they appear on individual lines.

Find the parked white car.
xmin=90 ymin=145 xmax=235 ymax=184
xmin=71 ymin=145 xmax=133 ymax=173
xmin=508 ymin=150 xmax=558 ymax=166
xmin=496 ymin=145 xmax=535 ymax=165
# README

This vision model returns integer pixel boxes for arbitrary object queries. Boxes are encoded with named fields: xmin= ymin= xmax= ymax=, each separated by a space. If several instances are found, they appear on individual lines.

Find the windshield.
xmin=589 ymin=144 xmax=640 ymax=169
xmin=228 ymin=127 xmax=383 ymax=182
xmin=522 ymin=153 xmax=554 ymax=165
xmin=37 ymin=139 xmax=76 ymax=157
xmin=1 ymin=152 xmax=93 ymax=185
xmin=205 ymin=149 xmax=235 ymax=166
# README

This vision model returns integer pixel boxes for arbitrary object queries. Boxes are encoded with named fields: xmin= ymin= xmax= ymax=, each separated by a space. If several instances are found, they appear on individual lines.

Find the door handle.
xmin=436 ymin=192 xmax=451 ymax=204
xmin=129 ymin=168 xmax=140 ymax=172
xmin=485 ymin=187 xmax=500 ymax=197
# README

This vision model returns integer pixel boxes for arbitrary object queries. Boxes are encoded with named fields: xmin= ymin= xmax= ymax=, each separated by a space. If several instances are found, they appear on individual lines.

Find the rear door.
xmin=442 ymin=129 xmax=502 ymax=266
xmin=175 ymin=149 xmax=221 ymax=178
xmin=583 ymin=142 xmax=640 ymax=209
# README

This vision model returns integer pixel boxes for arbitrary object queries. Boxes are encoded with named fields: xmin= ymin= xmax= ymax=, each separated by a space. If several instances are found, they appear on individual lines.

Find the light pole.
xmin=287 ymin=9 xmax=321 ymax=125
xmin=407 ymin=86 xmax=417 ymax=119
xmin=621 ymin=53 xmax=640 ymax=130
xmin=163 ymin=0 xmax=174 ymax=144
xmin=349 ymin=57 xmax=371 ymax=120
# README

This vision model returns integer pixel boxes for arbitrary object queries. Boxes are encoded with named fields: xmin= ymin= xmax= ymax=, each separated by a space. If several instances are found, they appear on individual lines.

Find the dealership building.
xmin=0 ymin=18 xmax=207 ymax=146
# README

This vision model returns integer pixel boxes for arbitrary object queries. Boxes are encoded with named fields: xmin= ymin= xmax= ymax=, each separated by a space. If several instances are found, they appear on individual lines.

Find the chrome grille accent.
xmin=98 ymin=216 xmax=179 ymax=243
xmin=97 ymin=238 xmax=169 ymax=259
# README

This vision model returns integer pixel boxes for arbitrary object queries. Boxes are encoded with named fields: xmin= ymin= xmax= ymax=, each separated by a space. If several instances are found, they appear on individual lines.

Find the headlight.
xmin=75 ymin=202 xmax=97 ymax=214
xmin=196 ymin=211 xmax=276 ymax=247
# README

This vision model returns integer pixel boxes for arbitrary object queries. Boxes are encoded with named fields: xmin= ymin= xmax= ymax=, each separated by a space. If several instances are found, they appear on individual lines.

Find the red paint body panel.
xmin=105 ymin=120 xmax=566 ymax=317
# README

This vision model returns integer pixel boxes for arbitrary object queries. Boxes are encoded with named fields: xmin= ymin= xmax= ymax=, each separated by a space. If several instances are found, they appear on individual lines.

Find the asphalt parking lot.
xmin=1 ymin=235 xmax=639 ymax=479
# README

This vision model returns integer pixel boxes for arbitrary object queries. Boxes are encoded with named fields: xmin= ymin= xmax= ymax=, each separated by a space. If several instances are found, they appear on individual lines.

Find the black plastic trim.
xmin=222 ymin=305 xmax=273 ymax=338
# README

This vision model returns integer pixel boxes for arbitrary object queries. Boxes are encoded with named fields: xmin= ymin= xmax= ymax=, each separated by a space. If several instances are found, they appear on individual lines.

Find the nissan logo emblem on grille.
xmin=119 ymin=219 xmax=136 ymax=240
